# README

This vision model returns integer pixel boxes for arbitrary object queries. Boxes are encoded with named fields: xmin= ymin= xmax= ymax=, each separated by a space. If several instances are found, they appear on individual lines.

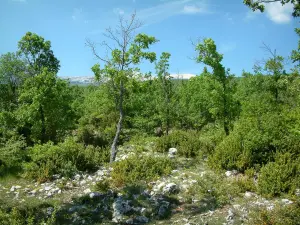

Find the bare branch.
xmin=85 ymin=38 xmax=110 ymax=64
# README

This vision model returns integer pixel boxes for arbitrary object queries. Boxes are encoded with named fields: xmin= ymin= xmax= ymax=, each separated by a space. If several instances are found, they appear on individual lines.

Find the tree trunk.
xmin=110 ymin=81 xmax=124 ymax=163
xmin=39 ymin=105 xmax=46 ymax=144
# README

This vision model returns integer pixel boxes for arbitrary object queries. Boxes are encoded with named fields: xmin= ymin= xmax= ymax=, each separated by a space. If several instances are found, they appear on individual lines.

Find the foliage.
xmin=243 ymin=0 xmax=300 ymax=17
xmin=23 ymin=138 xmax=109 ymax=182
xmin=248 ymin=200 xmax=300 ymax=225
xmin=111 ymin=155 xmax=174 ymax=187
xmin=18 ymin=32 xmax=60 ymax=75
xmin=16 ymin=69 xmax=75 ymax=144
xmin=155 ymin=130 xmax=202 ymax=157
xmin=258 ymin=152 xmax=300 ymax=197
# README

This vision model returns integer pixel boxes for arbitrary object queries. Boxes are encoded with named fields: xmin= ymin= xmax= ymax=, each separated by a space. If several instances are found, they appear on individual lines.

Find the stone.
xmin=225 ymin=170 xmax=238 ymax=177
xmin=83 ymin=188 xmax=91 ymax=194
xmin=10 ymin=185 xmax=21 ymax=192
xmin=89 ymin=192 xmax=102 ymax=199
xmin=135 ymin=216 xmax=149 ymax=223
xmin=47 ymin=207 xmax=54 ymax=216
xmin=44 ymin=186 xmax=52 ymax=191
xmin=282 ymin=199 xmax=293 ymax=205
xmin=112 ymin=197 xmax=132 ymax=223
xmin=244 ymin=191 xmax=254 ymax=198
xmin=162 ymin=183 xmax=178 ymax=194
xmin=168 ymin=148 xmax=178 ymax=158
xmin=74 ymin=174 xmax=81 ymax=181
xmin=295 ymin=188 xmax=300 ymax=196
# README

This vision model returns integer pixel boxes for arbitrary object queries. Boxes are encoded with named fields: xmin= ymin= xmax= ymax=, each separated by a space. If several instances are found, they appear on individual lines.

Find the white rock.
xmin=83 ymin=188 xmax=91 ymax=194
xmin=163 ymin=183 xmax=178 ymax=194
xmin=168 ymin=148 xmax=178 ymax=158
xmin=44 ymin=186 xmax=52 ymax=191
xmin=89 ymin=192 xmax=102 ymax=198
xmin=80 ymin=180 xmax=87 ymax=185
xmin=282 ymin=199 xmax=293 ymax=205
xmin=295 ymin=188 xmax=300 ymax=196
xmin=74 ymin=174 xmax=81 ymax=180
xmin=244 ymin=191 xmax=254 ymax=198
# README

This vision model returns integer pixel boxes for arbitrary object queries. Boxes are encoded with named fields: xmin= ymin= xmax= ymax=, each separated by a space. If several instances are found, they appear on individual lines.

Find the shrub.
xmin=258 ymin=152 xmax=300 ymax=197
xmin=248 ymin=200 xmax=300 ymax=225
xmin=155 ymin=130 xmax=202 ymax=157
xmin=111 ymin=155 xmax=175 ymax=187
xmin=0 ymin=136 xmax=26 ymax=175
xmin=23 ymin=138 xmax=109 ymax=182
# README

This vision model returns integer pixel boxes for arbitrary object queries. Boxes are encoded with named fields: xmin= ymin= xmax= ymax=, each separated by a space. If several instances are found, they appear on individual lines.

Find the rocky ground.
xmin=0 ymin=143 xmax=299 ymax=224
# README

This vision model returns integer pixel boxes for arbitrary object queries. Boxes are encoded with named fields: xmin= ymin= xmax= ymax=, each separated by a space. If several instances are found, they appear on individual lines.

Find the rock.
xmin=112 ymin=197 xmax=132 ymax=223
xmin=267 ymin=205 xmax=274 ymax=211
xmin=282 ymin=199 xmax=293 ymax=205
xmin=168 ymin=148 xmax=178 ymax=158
xmin=226 ymin=209 xmax=234 ymax=224
xmin=80 ymin=180 xmax=87 ymax=185
xmin=74 ymin=174 xmax=81 ymax=181
xmin=52 ymin=174 xmax=61 ymax=179
xmin=225 ymin=170 xmax=238 ymax=177
xmin=244 ymin=191 xmax=255 ymax=198
xmin=44 ymin=186 xmax=52 ymax=191
xmin=135 ymin=216 xmax=149 ymax=223
xmin=10 ymin=185 xmax=21 ymax=192
xmin=83 ymin=188 xmax=91 ymax=194
xmin=89 ymin=192 xmax=102 ymax=199
xmin=47 ymin=207 xmax=54 ymax=216
xmin=295 ymin=188 xmax=300 ymax=196
xmin=162 ymin=183 xmax=178 ymax=194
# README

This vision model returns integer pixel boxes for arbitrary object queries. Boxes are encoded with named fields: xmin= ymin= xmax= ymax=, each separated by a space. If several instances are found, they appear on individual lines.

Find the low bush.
xmin=111 ymin=155 xmax=175 ymax=187
xmin=23 ymin=138 xmax=109 ymax=182
xmin=0 ymin=136 xmax=26 ymax=176
xmin=248 ymin=200 xmax=300 ymax=225
xmin=155 ymin=130 xmax=202 ymax=157
xmin=258 ymin=152 xmax=300 ymax=197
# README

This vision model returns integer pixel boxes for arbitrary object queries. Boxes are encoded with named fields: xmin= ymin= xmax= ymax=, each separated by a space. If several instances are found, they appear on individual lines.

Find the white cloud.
xmin=183 ymin=5 xmax=202 ymax=14
xmin=113 ymin=8 xmax=125 ymax=15
xmin=137 ymin=0 xmax=210 ymax=25
xmin=72 ymin=8 xmax=83 ymax=21
xmin=264 ymin=1 xmax=293 ymax=24
xmin=171 ymin=73 xmax=196 ymax=79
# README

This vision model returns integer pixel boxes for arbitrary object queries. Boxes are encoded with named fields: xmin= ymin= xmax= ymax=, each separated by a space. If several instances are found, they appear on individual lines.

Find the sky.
xmin=0 ymin=0 xmax=299 ymax=77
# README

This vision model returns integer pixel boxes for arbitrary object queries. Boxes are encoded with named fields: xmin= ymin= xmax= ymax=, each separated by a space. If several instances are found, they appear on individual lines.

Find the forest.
xmin=0 ymin=1 xmax=300 ymax=224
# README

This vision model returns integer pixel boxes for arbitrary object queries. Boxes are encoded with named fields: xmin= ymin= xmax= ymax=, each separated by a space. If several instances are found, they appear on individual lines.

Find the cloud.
xmin=72 ymin=8 xmax=83 ymax=21
xmin=137 ymin=0 xmax=210 ymax=25
xmin=113 ymin=8 xmax=125 ymax=15
xmin=264 ymin=1 xmax=293 ymax=24
xmin=183 ymin=5 xmax=202 ymax=14
xmin=219 ymin=42 xmax=237 ymax=54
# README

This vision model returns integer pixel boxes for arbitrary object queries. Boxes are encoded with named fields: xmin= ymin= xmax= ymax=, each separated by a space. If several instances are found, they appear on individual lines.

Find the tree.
xmin=291 ymin=28 xmax=300 ymax=66
xmin=18 ymin=32 xmax=60 ymax=76
xmin=17 ymin=69 xmax=75 ymax=144
xmin=87 ymin=13 xmax=158 ymax=162
xmin=243 ymin=0 xmax=300 ymax=17
xmin=155 ymin=52 xmax=174 ymax=135
xmin=0 ymin=52 xmax=26 ymax=111
xmin=195 ymin=38 xmax=237 ymax=135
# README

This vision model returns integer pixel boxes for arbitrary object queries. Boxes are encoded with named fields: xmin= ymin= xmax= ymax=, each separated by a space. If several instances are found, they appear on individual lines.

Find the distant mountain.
xmin=61 ymin=73 xmax=196 ymax=85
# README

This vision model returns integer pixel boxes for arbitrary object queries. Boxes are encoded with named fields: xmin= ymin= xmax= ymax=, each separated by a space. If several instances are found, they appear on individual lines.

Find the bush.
xmin=249 ymin=200 xmax=300 ymax=225
xmin=23 ymin=138 xmax=109 ymax=182
xmin=258 ymin=152 xmax=300 ymax=197
xmin=111 ymin=155 xmax=175 ymax=187
xmin=0 ymin=136 xmax=26 ymax=175
xmin=155 ymin=130 xmax=202 ymax=157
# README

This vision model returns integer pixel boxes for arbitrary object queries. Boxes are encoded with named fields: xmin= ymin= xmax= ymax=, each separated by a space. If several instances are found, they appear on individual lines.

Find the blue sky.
xmin=0 ymin=0 xmax=299 ymax=77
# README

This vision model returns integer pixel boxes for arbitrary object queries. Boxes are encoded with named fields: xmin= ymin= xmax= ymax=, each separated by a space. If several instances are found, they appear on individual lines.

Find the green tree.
xmin=195 ymin=38 xmax=237 ymax=135
xmin=0 ymin=52 xmax=26 ymax=111
xmin=18 ymin=32 xmax=60 ymax=76
xmin=155 ymin=52 xmax=174 ymax=135
xmin=291 ymin=28 xmax=300 ymax=66
xmin=17 ymin=69 xmax=75 ymax=144
xmin=243 ymin=0 xmax=300 ymax=17
xmin=87 ymin=13 xmax=158 ymax=162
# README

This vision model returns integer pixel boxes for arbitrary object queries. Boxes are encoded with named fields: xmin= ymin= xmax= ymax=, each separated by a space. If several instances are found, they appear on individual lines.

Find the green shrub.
xmin=23 ymin=138 xmax=109 ymax=182
xmin=258 ymin=152 xmax=300 ymax=197
xmin=249 ymin=200 xmax=300 ymax=225
xmin=0 ymin=136 xmax=26 ymax=175
xmin=155 ymin=130 xmax=202 ymax=157
xmin=111 ymin=155 xmax=175 ymax=187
